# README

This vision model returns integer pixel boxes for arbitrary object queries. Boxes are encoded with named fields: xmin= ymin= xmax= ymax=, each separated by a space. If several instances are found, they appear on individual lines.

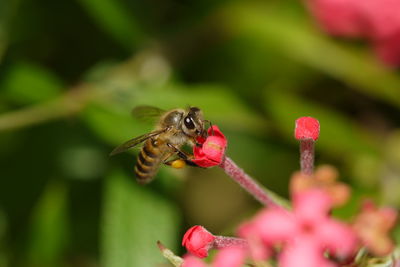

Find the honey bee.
xmin=110 ymin=106 xmax=207 ymax=184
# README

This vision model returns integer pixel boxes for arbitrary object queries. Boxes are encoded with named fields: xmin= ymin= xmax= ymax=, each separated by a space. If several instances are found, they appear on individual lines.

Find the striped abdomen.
xmin=134 ymin=138 xmax=165 ymax=184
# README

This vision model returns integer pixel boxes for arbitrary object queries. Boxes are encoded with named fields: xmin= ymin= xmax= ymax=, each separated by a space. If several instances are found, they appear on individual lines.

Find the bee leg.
xmin=166 ymin=143 xmax=203 ymax=168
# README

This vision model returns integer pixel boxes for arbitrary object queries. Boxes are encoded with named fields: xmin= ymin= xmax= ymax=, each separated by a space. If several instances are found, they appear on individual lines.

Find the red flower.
xmin=193 ymin=125 xmax=227 ymax=168
xmin=182 ymin=225 xmax=216 ymax=258
xmin=295 ymin=117 xmax=320 ymax=141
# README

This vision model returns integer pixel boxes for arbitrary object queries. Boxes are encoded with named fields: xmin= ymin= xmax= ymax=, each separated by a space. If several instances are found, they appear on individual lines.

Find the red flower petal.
xmin=295 ymin=117 xmax=320 ymax=141
xmin=193 ymin=125 xmax=227 ymax=168
xmin=182 ymin=226 xmax=216 ymax=258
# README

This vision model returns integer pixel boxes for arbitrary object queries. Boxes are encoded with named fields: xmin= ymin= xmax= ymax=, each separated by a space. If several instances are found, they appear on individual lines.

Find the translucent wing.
xmin=110 ymin=129 xmax=165 ymax=156
xmin=132 ymin=105 xmax=165 ymax=122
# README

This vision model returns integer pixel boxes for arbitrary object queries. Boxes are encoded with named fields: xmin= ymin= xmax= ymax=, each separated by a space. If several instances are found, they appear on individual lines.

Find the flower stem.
xmin=157 ymin=241 xmax=183 ymax=267
xmin=213 ymin=236 xmax=248 ymax=249
xmin=300 ymin=139 xmax=315 ymax=175
xmin=219 ymin=156 xmax=287 ymax=209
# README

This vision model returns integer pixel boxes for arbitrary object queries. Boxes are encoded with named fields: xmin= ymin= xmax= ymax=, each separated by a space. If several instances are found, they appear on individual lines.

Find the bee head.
xmin=182 ymin=107 xmax=205 ymax=137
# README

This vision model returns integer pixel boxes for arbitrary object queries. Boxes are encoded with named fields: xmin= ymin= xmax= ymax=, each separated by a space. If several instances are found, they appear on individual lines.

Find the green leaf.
xmin=25 ymin=181 xmax=69 ymax=267
xmin=1 ymin=62 xmax=63 ymax=104
xmin=101 ymin=170 xmax=180 ymax=267
xmin=76 ymin=0 xmax=143 ymax=49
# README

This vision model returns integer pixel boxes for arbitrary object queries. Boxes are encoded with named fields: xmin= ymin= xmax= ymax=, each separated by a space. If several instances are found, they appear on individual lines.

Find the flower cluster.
xmin=159 ymin=117 xmax=398 ymax=267
xmin=239 ymin=189 xmax=358 ymax=267
xmin=305 ymin=0 xmax=400 ymax=66
xmin=290 ymin=165 xmax=350 ymax=207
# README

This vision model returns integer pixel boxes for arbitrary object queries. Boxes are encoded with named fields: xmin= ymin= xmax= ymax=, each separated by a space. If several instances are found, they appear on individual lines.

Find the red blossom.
xmin=182 ymin=225 xmax=216 ymax=258
xmin=295 ymin=117 xmax=320 ymax=141
xmin=193 ymin=125 xmax=227 ymax=168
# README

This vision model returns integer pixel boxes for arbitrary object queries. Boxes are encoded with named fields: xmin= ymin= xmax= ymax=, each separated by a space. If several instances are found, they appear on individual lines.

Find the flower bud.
xmin=295 ymin=117 xmax=320 ymax=141
xmin=182 ymin=225 xmax=216 ymax=258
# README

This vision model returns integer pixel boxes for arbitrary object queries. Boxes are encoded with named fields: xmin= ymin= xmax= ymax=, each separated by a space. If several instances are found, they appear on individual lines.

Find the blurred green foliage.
xmin=0 ymin=0 xmax=399 ymax=266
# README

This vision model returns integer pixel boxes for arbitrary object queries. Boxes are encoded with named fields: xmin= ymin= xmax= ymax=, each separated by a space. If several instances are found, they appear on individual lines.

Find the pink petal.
xmin=316 ymin=219 xmax=358 ymax=257
xmin=237 ymin=221 xmax=272 ymax=261
xmin=253 ymin=208 xmax=297 ymax=243
xmin=293 ymin=190 xmax=332 ymax=222
xmin=212 ymin=247 xmax=246 ymax=267
xmin=305 ymin=0 xmax=364 ymax=37
xmin=357 ymin=0 xmax=400 ymax=39
xmin=372 ymin=33 xmax=400 ymax=67
xmin=183 ymin=255 xmax=208 ymax=267
xmin=279 ymin=238 xmax=336 ymax=267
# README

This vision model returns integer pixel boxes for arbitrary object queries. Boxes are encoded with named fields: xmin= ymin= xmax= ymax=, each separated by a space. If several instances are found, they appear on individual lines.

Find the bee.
xmin=110 ymin=106 xmax=207 ymax=184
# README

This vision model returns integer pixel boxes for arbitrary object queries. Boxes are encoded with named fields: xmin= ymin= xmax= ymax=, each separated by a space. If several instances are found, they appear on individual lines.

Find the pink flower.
xmin=212 ymin=247 xmax=246 ymax=267
xmin=295 ymin=117 xmax=320 ymax=141
xmin=306 ymin=0 xmax=364 ymax=37
xmin=353 ymin=200 xmax=398 ymax=256
xmin=182 ymin=255 xmax=208 ymax=267
xmin=373 ymin=34 xmax=400 ymax=67
xmin=242 ymin=190 xmax=358 ymax=266
xmin=237 ymin=222 xmax=271 ymax=261
xmin=193 ymin=125 xmax=227 ymax=168
xmin=305 ymin=0 xmax=400 ymax=66
xmin=182 ymin=225 xmax=216 ymax=258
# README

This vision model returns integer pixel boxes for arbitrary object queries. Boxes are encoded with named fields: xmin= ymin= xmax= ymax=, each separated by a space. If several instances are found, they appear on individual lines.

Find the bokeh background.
xmin=0 ymin=0 xmax=399 ymax=266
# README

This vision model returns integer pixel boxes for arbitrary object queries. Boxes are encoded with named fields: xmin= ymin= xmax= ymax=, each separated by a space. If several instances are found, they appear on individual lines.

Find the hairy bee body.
xmin=113 ymin=107 xmax=204 ymax=184
xmin=134 ymin=138 xmax=167 ymax=183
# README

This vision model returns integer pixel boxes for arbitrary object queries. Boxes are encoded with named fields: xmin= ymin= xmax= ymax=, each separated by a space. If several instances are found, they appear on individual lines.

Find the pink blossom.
xmin=193 ymin=125 xmax=227 ymax=168
xmin=306 ymin=0 xmax=364 ymax=37
xmin=373 ymin=34 xmax=400 ymax=67
xmin=237 ymin=222 xmax=271 ymax=261
xmin=305 ymin=0 xmax=400 ymax=66
xmin=353 ymin=200 xmax=398 ymax=256
xmin=212 ymin=247 xmax=246 ymax=267
xmin=182 ymin=226 xmax=216 ymax=258
xmin=242 ymin=190 xmax=358 ymax=266
xmin=279 ymin=237 xmax=336 ymax=267
xmin=182 ymin=255 xmax=208 ymax=267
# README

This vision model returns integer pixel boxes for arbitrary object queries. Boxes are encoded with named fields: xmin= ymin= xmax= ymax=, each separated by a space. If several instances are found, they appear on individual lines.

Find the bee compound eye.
xmin=184 ymin=117 xmax=195 ymax=129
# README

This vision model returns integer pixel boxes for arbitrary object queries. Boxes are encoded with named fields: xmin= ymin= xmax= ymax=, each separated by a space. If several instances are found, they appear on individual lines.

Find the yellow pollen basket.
xmin=171 ymin=159 xmax=186 ymax=169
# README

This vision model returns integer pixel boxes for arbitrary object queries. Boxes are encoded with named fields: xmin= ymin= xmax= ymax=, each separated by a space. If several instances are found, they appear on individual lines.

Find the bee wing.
xmin=132 ymin=105 xmax=166 ymax=122
xmin=110 ymin=129 xmax=166 ymax=156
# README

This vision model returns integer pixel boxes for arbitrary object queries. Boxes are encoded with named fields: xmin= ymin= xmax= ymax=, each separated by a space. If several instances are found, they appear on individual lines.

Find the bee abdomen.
xmin=134 ymin=139 xmax=162 ymax=184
